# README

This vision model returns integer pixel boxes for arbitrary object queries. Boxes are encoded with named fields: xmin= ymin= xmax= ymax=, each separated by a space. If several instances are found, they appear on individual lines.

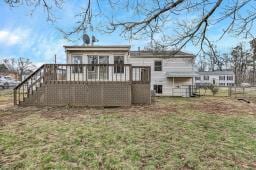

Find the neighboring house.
xmin=0 ymin=64 xmax=19 ymax=80
xmin=195 ymin=70 xmax=235 ymax=87
xmin=129 ymin=50 xmax=196 ymax=96
xmin=0 ymin=64 xmax=8 ymax=72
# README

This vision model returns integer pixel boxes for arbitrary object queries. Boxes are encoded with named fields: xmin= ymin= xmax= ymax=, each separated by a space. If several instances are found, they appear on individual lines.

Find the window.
xmin=72 ymin=56 xmax=83 ymax=73
xmin=204 ymin=75 xmax=209 ymax=80
xmin=219 ymin=76 xmax=225 ymax=80
xmin=227 ymin=76 xmax=233 ymax=80
xmin=227 ymin=83 xmax=234 ymax=86
xmin=88 ymin=56 xmax=109 ymax=80
xmin=154 ymin=61 xmax=162 ymax=71
xmin=219 ymin=83 xmax=225 ymax=86
xmin=88 ymin=56 xmax=98 ymax=71
xmin=99 ymin=56 xmax=109 ymax=79
xmin=154 ymin=85 xmax=163 ymax=94
xmin=114 ymin=56 xmax=124 ymax=73
xmin=195 ymin=76 xmax=201 ymax=81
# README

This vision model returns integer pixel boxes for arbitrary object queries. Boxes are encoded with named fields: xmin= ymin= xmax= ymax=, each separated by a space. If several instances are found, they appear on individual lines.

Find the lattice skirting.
xmin=131 ymin=84 xmax=151 ymax=105
xmin=22 ymin=82 xmax=133 ymax=106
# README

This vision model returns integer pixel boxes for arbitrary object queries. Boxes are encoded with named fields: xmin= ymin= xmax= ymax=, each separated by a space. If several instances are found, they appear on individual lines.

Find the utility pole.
xmin=54 ymin=54 xmax=57 ymax=64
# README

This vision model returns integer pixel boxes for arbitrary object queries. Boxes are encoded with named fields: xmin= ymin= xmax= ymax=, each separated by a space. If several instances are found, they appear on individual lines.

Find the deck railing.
xmin=14 ymin=64 xmax=151 ymax=105
xmin=132 ymin=66 xmax=151 ymax=83
xmin=44 ymin=64 xmax=133 ymax=82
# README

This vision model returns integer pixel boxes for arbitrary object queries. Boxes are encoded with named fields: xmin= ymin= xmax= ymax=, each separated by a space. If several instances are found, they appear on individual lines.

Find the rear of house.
xmin=129 ymin=51 xmax=196 ymax=97
xmin=13 ymin=45 xmax=197 ymax=106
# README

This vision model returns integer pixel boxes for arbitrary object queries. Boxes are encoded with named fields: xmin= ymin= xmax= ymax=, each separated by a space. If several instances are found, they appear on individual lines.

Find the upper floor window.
xmin=227 ymin=76 xmax=233 ymax=80
xmin=114 ymin=56 xmax=124 ymax=73
xmin=219 ymin=76 xmax=225 ymax=80
xmin=72 ymin=56 xmax=83 ymax=73
xmin=154 ymin=61 xmax=162 ymax=71
xmin=195 ymin=76 xmax=201 ymax=81
xmin=204 ymin=75 xmax=209 ymax=80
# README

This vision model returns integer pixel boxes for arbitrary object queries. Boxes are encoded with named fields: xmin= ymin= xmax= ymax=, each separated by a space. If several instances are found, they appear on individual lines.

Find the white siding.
xmin=129 ymin=57 xmax=194 ymax=96
xmin=65 ymin=49 xmax=195 ymax=96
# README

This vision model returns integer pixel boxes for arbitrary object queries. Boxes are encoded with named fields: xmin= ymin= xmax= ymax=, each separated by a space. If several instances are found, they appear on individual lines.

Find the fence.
xmin=230 ymin=86 xmax=256 ymax=98
xmin=194 ymin=86 xmax=256 ymax=98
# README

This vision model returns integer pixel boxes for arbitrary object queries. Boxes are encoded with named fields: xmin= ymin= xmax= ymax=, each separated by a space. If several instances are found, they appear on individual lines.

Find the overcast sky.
xmin=0 ymin=1 xmax=254 ymax=66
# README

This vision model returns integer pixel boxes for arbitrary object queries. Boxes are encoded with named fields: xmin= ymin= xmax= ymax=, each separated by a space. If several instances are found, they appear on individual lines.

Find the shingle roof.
xmin=197 ymin=70 xmax=234 ymax=75
xmin=130 ymin=50 xmax=195 ymax=58
xmin=166 ymin=71 xmax=197 ymax=77
xmin=64 ymin=45 xmax=131 ymax=49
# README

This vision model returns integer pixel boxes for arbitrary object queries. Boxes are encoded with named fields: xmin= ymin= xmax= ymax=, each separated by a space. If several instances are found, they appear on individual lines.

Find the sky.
xmin=0 ymin=0 xmax=254 ymax=67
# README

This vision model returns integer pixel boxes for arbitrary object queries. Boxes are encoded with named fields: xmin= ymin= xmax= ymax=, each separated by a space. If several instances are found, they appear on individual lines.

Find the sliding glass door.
xmin=88 ymin=56 xmax=109 ymax=80
xmin=99 ymin=56 xmax=109 ymax=80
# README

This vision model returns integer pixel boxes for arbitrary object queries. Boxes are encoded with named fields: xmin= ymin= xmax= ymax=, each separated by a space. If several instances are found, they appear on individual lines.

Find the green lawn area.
xmin=0 ymin=91 xmax=256 ymax=169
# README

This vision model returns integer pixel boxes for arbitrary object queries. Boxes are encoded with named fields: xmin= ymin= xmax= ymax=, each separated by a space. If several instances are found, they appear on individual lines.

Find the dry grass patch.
xmin=0 ymin=92 xmax=256 ymax=169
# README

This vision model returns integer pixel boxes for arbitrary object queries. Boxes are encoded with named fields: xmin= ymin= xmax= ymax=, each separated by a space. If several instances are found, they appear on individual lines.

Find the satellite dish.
xmin=83 ymin=34 xmax=90 ymax=45
xmin=92 ymin=35 xmax=98 ymax=45
xmin=92 ymin=36 xmax=96 ymax=43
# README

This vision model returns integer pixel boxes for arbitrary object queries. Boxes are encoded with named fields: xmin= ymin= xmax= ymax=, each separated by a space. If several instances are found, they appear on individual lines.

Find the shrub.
xmin=208 ymin=85 xmax=219 ymax=96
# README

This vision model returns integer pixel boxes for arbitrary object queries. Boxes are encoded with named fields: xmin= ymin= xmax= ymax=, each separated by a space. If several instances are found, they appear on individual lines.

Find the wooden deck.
xmin=13 ymin=64 xmax=151 ymax=106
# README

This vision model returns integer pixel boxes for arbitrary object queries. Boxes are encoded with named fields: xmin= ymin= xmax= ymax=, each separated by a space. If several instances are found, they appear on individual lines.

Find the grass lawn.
xmin=0 ymin=91 xmax=256 ymax=169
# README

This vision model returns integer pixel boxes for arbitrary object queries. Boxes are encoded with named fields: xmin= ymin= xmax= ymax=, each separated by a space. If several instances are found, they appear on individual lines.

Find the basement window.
xmin=154 ymin=85 xmax=163 ymax=94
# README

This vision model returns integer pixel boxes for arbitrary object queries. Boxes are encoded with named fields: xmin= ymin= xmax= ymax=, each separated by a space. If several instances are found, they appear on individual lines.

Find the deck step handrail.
xmin=13 ymin=64 xmax=45 ymax=90
xmin=14 ymin=64 xmax=46 ymax=105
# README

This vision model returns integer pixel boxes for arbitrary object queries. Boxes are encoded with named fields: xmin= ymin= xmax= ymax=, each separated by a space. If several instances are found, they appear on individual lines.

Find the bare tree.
xmin=4 ymin=0 xmax=256 ymax=52
xmin=197 ymin=55 xmax=207 ymax=72
xmin=250 ymin=38 xmax=256 ymax=85
xmin=4 ymin=0 xmax=63 ymax=22
xmin=222 ymin=53 xmax=232 ymax=70
xmin=143 ymin=41 xmax=168 ymax=51
xmin=231 ymin=44 xmax=250 ymax=85
xmin=2 ymin=57 xmax=36 ymax=81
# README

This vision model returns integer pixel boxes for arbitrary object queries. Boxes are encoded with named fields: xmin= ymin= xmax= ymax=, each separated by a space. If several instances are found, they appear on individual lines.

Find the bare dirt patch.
xmin=191 ymin=97 xmax=256 ymax=115
xmin=1 ymin=95 xmax=255 ymax=127
xmin=0 ymin=106 xmax=41 ymax=126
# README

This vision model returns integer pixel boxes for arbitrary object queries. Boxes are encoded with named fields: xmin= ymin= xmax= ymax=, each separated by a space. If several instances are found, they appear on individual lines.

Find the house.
xmin=194 ymin=70 xmax=235 ymax=87
xmin=13 ymin=45 xmax=151 ymax=106
xmin=0 ymin=64 xmax=19 ymax=80
xmin=13 ymin=45 xmax=197 ymax=106
xmin=129 ymin=50 xmax=196 ymax=97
